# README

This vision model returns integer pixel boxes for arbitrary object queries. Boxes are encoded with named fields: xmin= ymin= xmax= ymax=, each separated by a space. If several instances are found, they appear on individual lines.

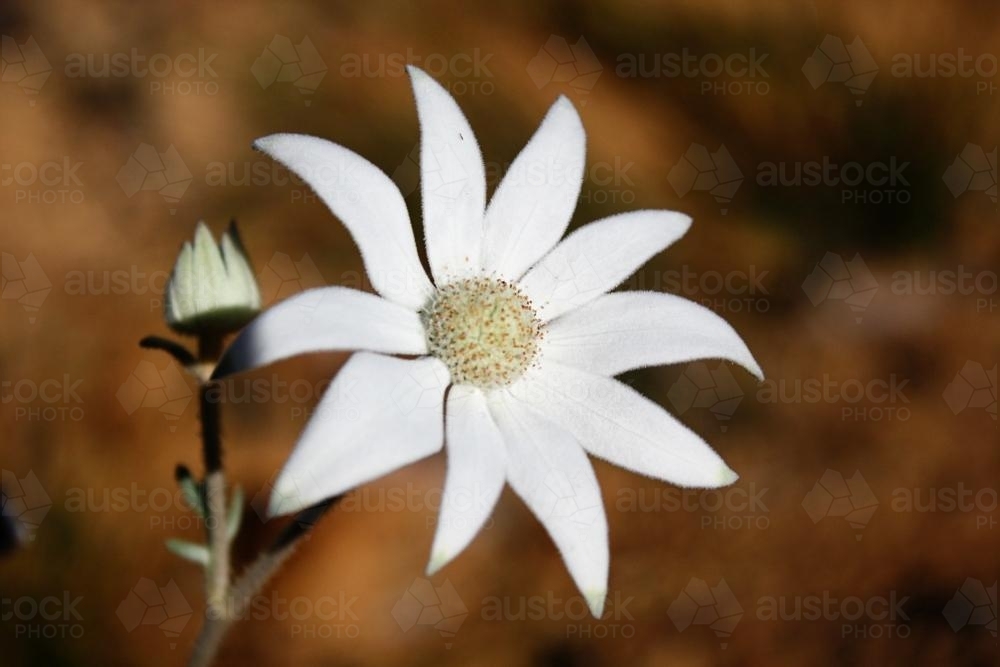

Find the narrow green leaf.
xmin=165 ymin=539 xmax=210 ymax=567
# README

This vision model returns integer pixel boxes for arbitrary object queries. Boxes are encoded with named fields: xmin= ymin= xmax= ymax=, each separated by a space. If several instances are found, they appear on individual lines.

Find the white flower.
xmin=215 ymin=66 xmax=762 ymax=617
xmin=165 ymin=222 xmax=261 ymax=335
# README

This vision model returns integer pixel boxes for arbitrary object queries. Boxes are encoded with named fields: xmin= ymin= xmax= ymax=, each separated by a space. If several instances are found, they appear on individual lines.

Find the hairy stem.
xmin=189 ymin=499 xmax=339 ymax=667
xmin=197 ymin=334 xmax=229 ymax=622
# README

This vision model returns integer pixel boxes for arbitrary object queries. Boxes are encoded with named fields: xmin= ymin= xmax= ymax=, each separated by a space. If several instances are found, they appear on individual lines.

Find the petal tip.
xmin=425 ymin=551 xmax=449 ymax=576
xmin=267 ymin=482 xmax=306 ymax=518
xmin=716 ymin=464 xmax=740 ymax=487
xmin=585 ymin=588 xmax=607 ymax=619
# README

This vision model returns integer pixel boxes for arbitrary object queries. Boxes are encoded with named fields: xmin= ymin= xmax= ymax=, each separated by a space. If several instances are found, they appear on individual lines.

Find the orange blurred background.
xmin=1 ymin=1 xmax=997 ymax=665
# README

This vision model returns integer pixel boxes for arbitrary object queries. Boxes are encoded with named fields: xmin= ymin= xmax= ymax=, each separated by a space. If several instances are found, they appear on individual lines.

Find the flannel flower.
xmin=214 ymin=66 xmax=763 ymax=617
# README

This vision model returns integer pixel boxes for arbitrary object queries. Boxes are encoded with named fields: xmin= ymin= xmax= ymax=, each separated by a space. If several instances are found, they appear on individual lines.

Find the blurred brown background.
xmin=1 ymin=0 xmax=998 ymax=665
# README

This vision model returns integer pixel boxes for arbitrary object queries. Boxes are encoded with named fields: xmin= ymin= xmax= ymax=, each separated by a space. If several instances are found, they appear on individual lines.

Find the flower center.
xmin=421 ymin=277 xmax=543 ymax=389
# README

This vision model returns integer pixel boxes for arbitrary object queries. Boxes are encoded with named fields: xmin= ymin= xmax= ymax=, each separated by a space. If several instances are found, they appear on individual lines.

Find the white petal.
xmin=427 ymin=385 xmax=506 ymax=575
xmin=253 ymin=134 xmax=433 ymax=310
xmin=213 ymin=287 xmax=427 ymax=379
xmin=488 ymin=391 xmax=608 ymax=617
xmin=407 ymin=66 xmax=487 ymax=283
xmin=269 ymin=353 xmax=449 ymax=516
xmin=519 ymin=210 xmax=692 ymax=321
xmin=544 ymin=291 xmax=764 ymax=380
xmin=482 ymin=97 xmax=586 ymax=280
xmin=512 ymin=362 xmax=739 ymax=489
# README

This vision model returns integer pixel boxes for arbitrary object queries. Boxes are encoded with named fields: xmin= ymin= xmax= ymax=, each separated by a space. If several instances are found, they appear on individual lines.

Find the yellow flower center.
xmin=421 ymin=277 xmax=543 ymax=389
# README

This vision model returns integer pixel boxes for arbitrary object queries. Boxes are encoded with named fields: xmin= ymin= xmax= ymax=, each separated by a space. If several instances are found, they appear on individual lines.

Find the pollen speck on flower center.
xmin=421 ymin=277 xmax=543 ymax=389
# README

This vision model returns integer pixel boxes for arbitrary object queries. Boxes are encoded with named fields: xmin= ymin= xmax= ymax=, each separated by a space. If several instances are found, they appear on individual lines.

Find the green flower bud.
xmin=165 ymin=222 xmax=261 ymax=336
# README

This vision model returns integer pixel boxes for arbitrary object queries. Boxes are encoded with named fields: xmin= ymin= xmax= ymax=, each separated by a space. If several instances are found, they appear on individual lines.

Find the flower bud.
xmin=165 ymin=222 xmax=261 ymax=336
